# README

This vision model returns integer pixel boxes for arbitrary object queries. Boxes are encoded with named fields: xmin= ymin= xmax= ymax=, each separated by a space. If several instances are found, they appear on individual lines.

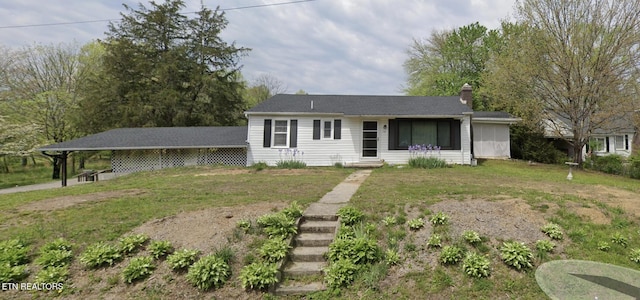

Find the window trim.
xmin=272 ymin=120 xmax=290 ymax=148
xmin=615 ymin=135 xmax=628 ymax=151
xmin=591 ymin=137 xmax=606 ymax=152
xmin=313 ymin=119 xmax=342 ymax=141
xmin=323 ymin=120 xmax=332 ymax=139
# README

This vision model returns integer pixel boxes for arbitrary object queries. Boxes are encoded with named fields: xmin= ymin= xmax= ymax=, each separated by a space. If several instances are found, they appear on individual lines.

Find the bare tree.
xmin=245 ymin=74 xmax=288 ymax=108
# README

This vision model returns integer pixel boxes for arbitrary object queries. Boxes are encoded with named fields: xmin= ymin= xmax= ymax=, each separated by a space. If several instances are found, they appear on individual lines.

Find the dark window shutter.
xmin=625 ymin=135 xmax=629 ymax=150
xmin=263 ymin=119 xmax=272 ymax=148
xmin=334 ymin=120 xmax=341 ymax=140
xmin=606 ymin=137 xmax=610 ymax=152
xmin=313 ymin=120 xmax=321 ymax=140
xmin=388 ymin=119 xmax=397 ymax=150
xmin=452 ymin=120 xmax=461 ymax=150
xmin=290 ymin=120 xmax=298 ymax=148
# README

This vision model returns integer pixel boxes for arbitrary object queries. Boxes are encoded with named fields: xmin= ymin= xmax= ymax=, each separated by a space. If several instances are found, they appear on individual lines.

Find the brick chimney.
xmin=460 ymin=83 xmax=472 ymax=109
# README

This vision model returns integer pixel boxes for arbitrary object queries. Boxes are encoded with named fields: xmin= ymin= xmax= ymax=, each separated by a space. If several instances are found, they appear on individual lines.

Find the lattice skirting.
xmin=111 ymin=148 xmax=247 ymax=173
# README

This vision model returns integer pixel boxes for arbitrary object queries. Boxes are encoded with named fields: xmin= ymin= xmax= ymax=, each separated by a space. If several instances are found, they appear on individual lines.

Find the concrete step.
xmin=300 ymin=220 xmax=338 ymax=233
xmin=295 ymin=233 xmax=334 ymax=247
xmin=274 ymin=282 xmax=326 ymax=296
xmin=304 ymin=214 xmax=339 ymax=222
xmin=291 ymin=246 xmax=328 ymax=262
xmin=283 ymin=261 xmax=326 ymax=277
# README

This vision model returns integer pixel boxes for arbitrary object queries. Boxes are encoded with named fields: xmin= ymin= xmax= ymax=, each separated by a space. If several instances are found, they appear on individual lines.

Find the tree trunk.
xmin=52 ymin=157 xmax=61 ymax=179
xmin=21 ymin=157 xmax=27 ymax=166
xmin=572 ymin=139 xmax=584 ymax=165
xmin=79 ymin=155 xmax=85 ymax=169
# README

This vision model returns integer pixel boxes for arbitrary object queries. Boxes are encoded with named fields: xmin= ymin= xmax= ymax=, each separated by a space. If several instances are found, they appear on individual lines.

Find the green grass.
xmin=0 ymin=156 xmax=111 ymax=189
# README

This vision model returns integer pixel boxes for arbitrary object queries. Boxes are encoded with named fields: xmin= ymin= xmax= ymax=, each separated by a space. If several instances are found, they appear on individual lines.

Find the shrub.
xmin=239 ymin=261 xmax=279 ymax=290
xmin=327 ymin=237 xmax=381 ymax=265
xmin=463 ymin=230 xmax=482 ymax=244
xmin=257 ymin=212 xmax=297 ymax=238
xmin=258 ymin=238 xmax=291 ymax=263
xmin=40 ymin=238 xmax=73 ymax=252
xmin=430 ymin=212 xmax=450 ymax=226
xmin=35 ymin=249 xmax=73 ymax=268
xmin=282 ymin=201 xmax=304 ymax=219
xmin=407 ymin=218 xmax=425 ymax=230
xmin=629 ymin=248 xmax=640 ymax=264
xmin=0 ymin=239 xmax=30 ymax=266
xmin=589 ymin=154 xmax=624 ymax=175
xmin=122 ymin=256 xmax=155 ymax=283
xmin=611 ymin=232 xmax=629 ymax=247
xmin=541 ymin=223 xmax=563 ymax=240
xmin=118 ymin=234 xmax=149 ymax=254
xmin=627 ymin=155 xmax=640 ymax=179
xmin=167 ymin=249 xmax=200 ymax=271
xmin=79 ymin=242 xmax=122 ymax=269
xmin=214 ymin=246 xmax=235 ymax=264
xmin=149 ymin=240 xmax=173 ymax=259
xmin=382 ymin=216 xmax=397 ymax=226
xmin=276 ymin=160 xmax=306 ymax=169
xmin=439 ymin=245 xmax=464 ymax=265
xmin=500 ymin=241 xmax=533 ymax=270
xmin=337 ymin=206 xmax=364 ymax=226
xmin=597 ymin=241 xmax=611 ymax=251
xmin=408 ymin=156 xmax=449 ymax=169
xmin=252 ymin=161 xmax=268 ymax=171
xmin=385 ymin=249 xmax=400 ymax=266
xmin=324 ymin=259 xmax=359 ymax=288
xmin=535 ymin=240 xmax=555 ymax=253
xmin=427 ymin=234 xmax=442 ymax=248
xmin=35 ymin=266 xmax=68 ymax=284
xmin=236 ymin=219 xmax=252 ymax=233
xmin=0 ymin=264 xmax=28 ymax=283
xmin=186 ymin=254 xmax=230 ymax=290
xmin=462 ymin=252 xmax=491 ymax=278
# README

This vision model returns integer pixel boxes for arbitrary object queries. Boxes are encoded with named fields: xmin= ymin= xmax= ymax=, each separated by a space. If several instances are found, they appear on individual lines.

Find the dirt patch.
xmin=575 ymin=185 xmax=640 ymax=217
xmin=192 ymin=169 xmax=251 ymax=176
xmin=18 ymin=189 xmax=147 ymax=212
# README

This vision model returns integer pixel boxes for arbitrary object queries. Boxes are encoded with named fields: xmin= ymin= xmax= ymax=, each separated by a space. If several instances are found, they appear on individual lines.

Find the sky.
xmin=0 ymin=0 xmax=516 ymax=95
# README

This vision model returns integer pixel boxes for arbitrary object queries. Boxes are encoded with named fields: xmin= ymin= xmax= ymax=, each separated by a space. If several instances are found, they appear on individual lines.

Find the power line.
xmin=0 ymin=0 xmax=316 ymax=30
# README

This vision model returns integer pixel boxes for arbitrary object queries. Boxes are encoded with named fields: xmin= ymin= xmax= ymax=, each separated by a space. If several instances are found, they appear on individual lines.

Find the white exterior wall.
xmin=584 ymin=133 xmax=635 ymax=158
xmin=473 ymin=123 xmax=511 ymax=159
xmin=246 ymin=114 xmax=473 ymax=166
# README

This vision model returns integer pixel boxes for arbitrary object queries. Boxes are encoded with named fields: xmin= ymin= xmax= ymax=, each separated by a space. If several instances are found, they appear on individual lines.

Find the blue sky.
xmin=0 ymin=0 xmax=515 ymax=95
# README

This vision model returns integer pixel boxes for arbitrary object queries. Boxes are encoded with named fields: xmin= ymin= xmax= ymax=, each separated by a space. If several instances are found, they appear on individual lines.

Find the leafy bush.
xmin=430 ymin=212 xmax=450 ymax=226
xmin=167 ymin=249 xmax=200 ymax=271
xmin=587 ymin=154 xmax=624 ymax=175
xmin=408 ymin=157 xmax=448 ymax=169
xmin=186 ymin=254 xmax=231 ymax=290
xmin=463 ymin=230 xmax=482 ymax=244
xmin=236 ymin=219 xmax=252 ymax=233
xmin=252 ymin=161 xmax=269 ymax=171
xmin=0 ymin=239 xmax=30 ymax=266
xmin=282 ymin=201 xmax=304 ymax=219
xmin=35 ymin=249 xmax=73 ymax=268
xmin=535 ymin=240 xmax=555 ymax=253
xmin=541 ymin=223 xmax=563 ymax=240
xmin=597 ymin=241 xmax=611 ymax=251
xmin=40 ymin=238 xmax=73 ymax=252
xmin=118 ymin=234 xmax=149 ymax=254
xmin=629 ymin=248 xmax=640 ymax=264
xmin=439 ymin=245 xmax=464 ymax=265
xmin=324 ymin=259 xmax=359 ymax=288
xmin=611 ymin=232 xmax=629 ymax=247
xmin=462 ymin=252 xmax=490 ymax=278
xmin=500 ymin=241 xmax=533 ymax=270
xmin=384 ymin=249 xmax=400 ymax=266
xmin=122 ymin=256 xmax=155 ymax=283
xmin=627 ymin=155 xmax=640 ymax=179
xmin=239 ymin=261 xmax=279 ymax=290
xmin=257 ymin=212 xmax=297 ymax=238
xmin=427 ymin=234 xmax=442 ymax=248
xmin=148 ymin=240 xmax=173 ymax=259
xmin=382 ymin=216 xmax=397 ymax=226
xmin=407 ymin=218 xmax=425 ymax=230
xmin=327 ymin=237 xmax=381 ymax=265
xmin=0 ymin=264 xmax=28 ymax=282
xmin=258 ymin=238 xmax=291 ymax=263
xmin=35 ymin=265 xmax=68 ymax=284
xmin=509 ymin=124 xmax=567 ymax=164
xmin=276 ymin=160 xmax=306 ymax=169
xmin=337 ymin=206 xmax=364 ymax=226
xmin=79 ymin=242 xmax=122 ymax=269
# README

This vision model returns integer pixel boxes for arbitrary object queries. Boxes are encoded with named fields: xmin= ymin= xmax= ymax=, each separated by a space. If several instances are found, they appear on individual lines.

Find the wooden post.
xmin=61 ymin=151 xmax=68 ymax=187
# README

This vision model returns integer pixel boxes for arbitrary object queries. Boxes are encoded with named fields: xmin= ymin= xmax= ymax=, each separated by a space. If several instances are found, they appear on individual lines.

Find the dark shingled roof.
xmin=39 ymin=126 xmax=248 ymax=152
xmin=246 ymin=94 xmax=472 ymax=116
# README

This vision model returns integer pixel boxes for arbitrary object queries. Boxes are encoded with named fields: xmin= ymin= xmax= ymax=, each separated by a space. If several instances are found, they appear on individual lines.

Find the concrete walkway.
xmin=0 ymin=173 xmax=119 ymax=195
xmin=303 ymin=169 xmax=372 ymax=217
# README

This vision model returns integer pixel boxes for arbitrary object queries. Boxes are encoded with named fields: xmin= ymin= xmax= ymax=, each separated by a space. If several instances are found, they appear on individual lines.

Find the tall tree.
xmin=483 ymin=0 xmax=640 ymax=164
xmin=80 ymin=0 xmax=248 ymax=130
xmin=244 ymin=74 xmax=288 ymax=109
xmin=404 ymin=22 xmax=501 ymax=109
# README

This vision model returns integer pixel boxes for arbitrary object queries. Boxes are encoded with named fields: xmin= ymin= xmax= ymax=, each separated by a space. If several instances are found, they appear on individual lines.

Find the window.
xmin=590 ymin=137 xmax=606 ymax=152
xmin=389 ymin=119 xmax=460 ymax=150
xmin=324 ymin=121 xmax=332 ymax=138
xmin=273 ymin=120 xmax=288 ymax=146
xmin=615 ymin=135 xmax=629 ymax=151
xmin=313 ymin=119 xmax=342 ymax=140
xmin=263 ymin=119 xmax=297 ymax=148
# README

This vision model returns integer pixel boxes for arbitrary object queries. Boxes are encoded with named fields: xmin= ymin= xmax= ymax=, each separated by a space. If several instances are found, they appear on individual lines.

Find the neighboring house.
xmin=244 ymin=84 xmax=519 ymax=166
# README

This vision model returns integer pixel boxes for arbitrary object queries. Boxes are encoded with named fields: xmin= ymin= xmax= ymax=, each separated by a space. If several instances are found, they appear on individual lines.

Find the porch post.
xmin=61 ymin=151 xmax=68 ymax=187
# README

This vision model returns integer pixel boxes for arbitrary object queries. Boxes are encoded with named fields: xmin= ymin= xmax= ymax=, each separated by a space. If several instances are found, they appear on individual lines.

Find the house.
xmin=244 ymin=84 xmax=519 ymax=166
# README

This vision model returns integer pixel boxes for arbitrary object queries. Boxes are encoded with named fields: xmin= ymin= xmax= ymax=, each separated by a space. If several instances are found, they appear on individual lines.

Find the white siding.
xmin=583 ymin=133 xmax=635 ymax=158
xmin=473 ymin=123 xmax=511 ymax=159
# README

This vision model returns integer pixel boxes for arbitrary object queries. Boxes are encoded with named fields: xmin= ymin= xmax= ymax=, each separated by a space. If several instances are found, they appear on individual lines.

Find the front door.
xmin=362 ymin=121 xmax=378 ymax=158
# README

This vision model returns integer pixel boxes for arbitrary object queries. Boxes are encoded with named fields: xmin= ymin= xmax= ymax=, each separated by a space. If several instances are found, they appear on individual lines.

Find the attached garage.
xmin=472 ymin=112 xmax=520 ymax=159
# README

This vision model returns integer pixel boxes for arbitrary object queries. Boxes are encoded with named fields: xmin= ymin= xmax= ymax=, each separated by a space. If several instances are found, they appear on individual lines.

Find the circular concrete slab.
xmin=535 ymin=260 xmax=640 ymax=299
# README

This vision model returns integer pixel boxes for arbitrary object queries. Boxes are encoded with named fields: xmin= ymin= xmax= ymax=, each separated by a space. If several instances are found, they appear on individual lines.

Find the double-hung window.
xmin=263 ymin=119 xmax=297 ymax=148
xmin=323 ymin=121 xmax=332 ymax=138
xmin=273 ymin=120 xmax=289 ymax=147
xmin=615 ymin=135 xmax=629 ymax=151
xmin=590 ymin=137 xmax=606 ymax=152
xmin=313 ymin=119 xmax=342 ymax=140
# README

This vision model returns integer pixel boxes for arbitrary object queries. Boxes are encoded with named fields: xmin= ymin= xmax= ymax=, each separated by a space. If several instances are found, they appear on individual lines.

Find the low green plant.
xmin=427 ymin=234 xmax=442 ymax=248
xmin=213 ymin=246 xmax=235 ymax=264
xmin=252 ymin=161 xmax=268 ymax=171
xmin=541 ymin=223 xmax=563 ymax=240
xmin=122 ymin=256 xmax=155 ymax=283
xmin=0 ymin=239 xmax=30 ymax=266
xmin=79 ymin=242 xmax=122 ymax=269
xmin=407 ymin=218 xmax=425 ymax=230
xmin=463 ymin=230 xmax=482 ymax=244
xmin=597 ymin=241 xmax=611 ymax=251
xmin=462 ymin=252 xmax=491 ymax=278
xmin=408 ymin=157 xmax=448 ymax=169
xmin=239 ymin=261 xmax=279 ymax=290
xmin=500 ymin=241 xmax=533 ymax=270
xmin=148 ymin=240 xmax=173 ymax=259
xmin=257 ymin=212 xmax=297 ymax=238
xmin=186 ymin=254 xmax=231 ymax=290
xmin=258 ymin=238 xmax=291 ymax=263
xmin=35 ymin=249 xmax=73 ymax=268
xmin=385 ymin=249 xmax=400 ymax=266
xmin=118 ymin=233 xmax=149 ymax=254
xmin=327 ymin=236 xmax=381 ymax=265
xmin=430 ymin=212 xmax=450 ymax=226
xmin=167 ymin=249 xmax=200 ymax=271
xmin=0 ymin=264 xmax=28 ymax=282
xmin=324 ymin=259 xmax=359 ymax=288
xmin=629 ymin=248 xmax=640 ymax=264
xmin=382 ymin=216 xmax=397 ymax=226
xmin=611 ymin=232 xmax=629 ymax=247
xmin=439 ymin=245 xmax=464 ymax=265
xmin=40 ymin=238 xmax=73 ymax=252
xmin=535 ymin=240 xmax=555 ymax=253
xmin=275 ymin=160 xmax=306 ymax=169
xmin=35 ymin=265 xmax=69 ymax=284
xmin=282 ymin=201 xmax=304 ymax=219
xmin=237 ymin=219 xmax=252 ymax=233
xmin=337 ymin=206 xmax=364 ymax=226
